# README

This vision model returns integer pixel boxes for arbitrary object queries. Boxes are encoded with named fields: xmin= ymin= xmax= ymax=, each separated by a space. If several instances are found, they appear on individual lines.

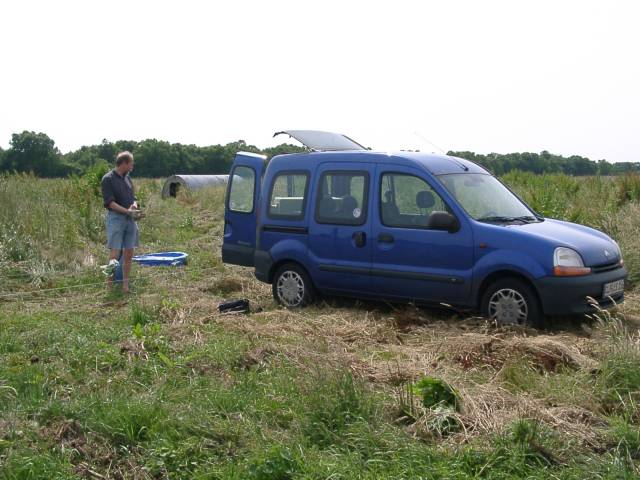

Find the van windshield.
xmin=438 ymin=173 xmax=538 ymax=222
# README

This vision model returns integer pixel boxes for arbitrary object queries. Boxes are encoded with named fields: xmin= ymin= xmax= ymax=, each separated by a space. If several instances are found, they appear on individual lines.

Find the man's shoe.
xmin=101 ymin=259 xmax=120 ymax=277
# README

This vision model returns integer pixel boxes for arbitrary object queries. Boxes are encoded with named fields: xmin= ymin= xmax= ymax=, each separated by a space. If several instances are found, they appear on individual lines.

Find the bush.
xmin=412 ymin=376 xmax=460 ymax=411
xmin=247 ymin=445 xmax=299 ymax=480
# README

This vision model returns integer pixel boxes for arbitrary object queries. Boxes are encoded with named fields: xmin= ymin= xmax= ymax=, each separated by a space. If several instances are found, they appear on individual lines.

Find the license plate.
xmin=603 ymin=279 xmax=625 ymax=298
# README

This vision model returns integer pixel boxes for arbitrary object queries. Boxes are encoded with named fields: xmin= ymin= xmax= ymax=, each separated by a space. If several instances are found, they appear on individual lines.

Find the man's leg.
xmin=107 ymin=248 xmax=121 ymax=288
xmin=120 ymin=215 xmax=139 ymax=294
xmin=122 ymin=248 xmax=134 ymax=293
xmin=106 ymin=212 xmax=125 ymax=289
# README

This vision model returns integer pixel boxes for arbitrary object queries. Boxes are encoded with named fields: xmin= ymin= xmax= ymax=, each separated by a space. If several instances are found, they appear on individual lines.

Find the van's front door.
xmin=222 ymin=152 xmax=267 ymax=266
xmin=308 ymin=162 xmax=374 ymax=295
xmin=370 ymin=165 xmax=474 ymax=304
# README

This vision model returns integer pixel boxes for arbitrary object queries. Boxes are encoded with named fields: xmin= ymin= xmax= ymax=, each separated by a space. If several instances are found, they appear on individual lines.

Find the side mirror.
xmin=427 ymin=211 xmax=460 ymax=233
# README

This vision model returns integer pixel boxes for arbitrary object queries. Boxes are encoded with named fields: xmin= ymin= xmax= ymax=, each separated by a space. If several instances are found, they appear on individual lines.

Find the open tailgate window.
xmin=274 ymin=130 xmax=366 ymax=152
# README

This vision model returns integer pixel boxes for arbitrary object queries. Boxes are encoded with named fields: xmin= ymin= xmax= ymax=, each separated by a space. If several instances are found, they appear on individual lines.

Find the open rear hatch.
xmin=222 ymin=152 xmax=267 ymax=267
xmin=273 ymin=130 xmax=366 ymax=152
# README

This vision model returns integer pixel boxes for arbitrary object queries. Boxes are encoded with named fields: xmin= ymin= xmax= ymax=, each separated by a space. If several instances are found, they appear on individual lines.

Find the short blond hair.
xmin=116 ymin=151 xmax=133 ymax=166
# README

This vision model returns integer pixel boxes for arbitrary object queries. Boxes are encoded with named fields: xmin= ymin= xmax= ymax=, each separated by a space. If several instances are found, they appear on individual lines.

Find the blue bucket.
xmin=114 ymin=251 xmax=188 ymax=281
xmin=133 ymin=251 xmax=188 ymax=267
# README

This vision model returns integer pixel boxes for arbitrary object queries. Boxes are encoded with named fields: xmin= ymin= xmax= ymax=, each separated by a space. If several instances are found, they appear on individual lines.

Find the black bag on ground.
xmin=218 ymin=298 xmax=250 ymax=314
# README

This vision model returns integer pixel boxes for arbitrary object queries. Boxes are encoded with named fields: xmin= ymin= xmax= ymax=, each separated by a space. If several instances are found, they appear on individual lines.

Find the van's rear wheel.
xmin=272 ymin=263 xmax=315 ymax=308
xmin=481 ymin=278 xmax=544 ymax=327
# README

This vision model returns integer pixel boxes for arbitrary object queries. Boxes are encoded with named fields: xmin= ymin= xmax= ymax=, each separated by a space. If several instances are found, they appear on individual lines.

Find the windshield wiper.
xmin=477 ymin=215 xmax=538 ymax=224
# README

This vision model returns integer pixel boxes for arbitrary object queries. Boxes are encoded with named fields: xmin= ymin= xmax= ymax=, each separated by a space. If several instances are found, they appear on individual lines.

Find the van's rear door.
xmin=222 ymin=152 xmax=267 ymax=266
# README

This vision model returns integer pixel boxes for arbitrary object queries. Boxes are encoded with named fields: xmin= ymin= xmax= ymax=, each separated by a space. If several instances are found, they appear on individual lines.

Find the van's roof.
xmin=269 ymin=150 xmax=489 ymax=176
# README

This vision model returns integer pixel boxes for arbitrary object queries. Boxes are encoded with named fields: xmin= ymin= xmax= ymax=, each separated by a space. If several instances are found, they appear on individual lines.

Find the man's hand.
xmin=127 ymin=206 xmax=145 ymax=221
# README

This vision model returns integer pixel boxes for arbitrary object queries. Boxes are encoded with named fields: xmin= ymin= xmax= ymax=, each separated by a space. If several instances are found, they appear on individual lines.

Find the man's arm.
xmin=101 ymin=175 xmax=116 ymax=209
xmin=108 ymin=201 xmax=135 ymax=215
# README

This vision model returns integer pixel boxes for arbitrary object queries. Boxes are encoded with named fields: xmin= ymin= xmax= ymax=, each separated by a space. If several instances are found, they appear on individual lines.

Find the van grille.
xmin=591 ymin=260 xmax=622 ymax=274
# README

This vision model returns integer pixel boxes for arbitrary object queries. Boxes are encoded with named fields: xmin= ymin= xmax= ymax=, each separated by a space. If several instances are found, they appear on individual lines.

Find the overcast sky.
xmin=0 ymin=0 xmax=638 ymax=161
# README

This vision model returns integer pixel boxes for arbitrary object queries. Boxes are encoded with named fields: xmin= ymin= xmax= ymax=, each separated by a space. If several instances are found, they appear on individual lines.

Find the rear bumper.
xmin=222 ymin=244 xmax=254 ymax=267
xmin=534 ymin=266 xmax=627 ymax=316
xmin=254 ymin=249 xmax=273 ymax=283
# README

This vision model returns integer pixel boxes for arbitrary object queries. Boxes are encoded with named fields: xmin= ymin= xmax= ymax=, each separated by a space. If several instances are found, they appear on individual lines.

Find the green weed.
xmin=129 ymin=302 xmax=157 ymax=326
xmin=246 ymin=445 xmax=299 ymax=480
xmin=301 ymin=371 xmax=375 ymax=448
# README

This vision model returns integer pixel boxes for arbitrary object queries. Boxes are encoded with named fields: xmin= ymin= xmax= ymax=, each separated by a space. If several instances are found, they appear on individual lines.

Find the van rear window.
xmin=268 ymin=172 xmax=309 ymax=219
xmin=316 ymin=171 xmax=369 ymax=225
xmin=228 ymin=166 xmax=255 ymax=213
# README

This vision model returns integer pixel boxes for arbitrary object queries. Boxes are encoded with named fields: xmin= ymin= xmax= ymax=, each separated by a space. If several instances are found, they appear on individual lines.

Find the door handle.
xmin=352 ymin=231 xmax=366 ymax=247
xmin=378 ymin=233 xmax=394 ymax=243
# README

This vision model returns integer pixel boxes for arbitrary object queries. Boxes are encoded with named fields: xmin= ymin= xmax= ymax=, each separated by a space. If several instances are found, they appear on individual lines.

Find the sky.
xmin=0 ymin=0 xmax=638 ymax=162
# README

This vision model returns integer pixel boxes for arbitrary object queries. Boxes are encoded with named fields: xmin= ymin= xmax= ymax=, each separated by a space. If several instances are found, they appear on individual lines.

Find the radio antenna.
xmin=413 ymin=131 xmax=447 ymax=155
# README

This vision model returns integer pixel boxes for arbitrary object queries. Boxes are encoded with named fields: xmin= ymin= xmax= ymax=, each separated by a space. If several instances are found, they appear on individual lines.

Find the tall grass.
xmin=0 ymin=173 xmax=105 ymax=270
xmin=0 ymin=173 xmax=169 ymax=289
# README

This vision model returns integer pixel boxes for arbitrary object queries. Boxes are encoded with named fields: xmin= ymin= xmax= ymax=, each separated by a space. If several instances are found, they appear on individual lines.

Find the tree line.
xmin=0 ymin=131 xmax=638 ymax=178
xmin=447 ymin=150 xmax=640 ymax=176
xmin=0 ymin=131 xmax=308 ymax=178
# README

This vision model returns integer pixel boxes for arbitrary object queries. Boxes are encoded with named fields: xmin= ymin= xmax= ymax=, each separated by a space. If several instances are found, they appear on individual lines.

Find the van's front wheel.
xmin=481 ymin=278 xmax=544 ymax=327
xmin=272 ymin=263 xmax=315 ymax=308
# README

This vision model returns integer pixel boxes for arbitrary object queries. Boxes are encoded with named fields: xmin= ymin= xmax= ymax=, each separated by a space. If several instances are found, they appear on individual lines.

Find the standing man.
xmin=101 ymin=151 xmax=141 ymax=293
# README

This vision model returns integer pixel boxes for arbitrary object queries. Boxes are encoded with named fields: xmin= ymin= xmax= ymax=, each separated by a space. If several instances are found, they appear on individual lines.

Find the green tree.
xmin=4 ymin=131 xmax=63 ymax=176
xmin=264 ymin=143 xmax=308 ymax=158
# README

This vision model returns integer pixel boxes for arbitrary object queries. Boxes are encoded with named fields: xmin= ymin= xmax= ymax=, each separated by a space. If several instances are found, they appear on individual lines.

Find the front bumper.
xmin=534 ymin=266 xmax=627 ymax=316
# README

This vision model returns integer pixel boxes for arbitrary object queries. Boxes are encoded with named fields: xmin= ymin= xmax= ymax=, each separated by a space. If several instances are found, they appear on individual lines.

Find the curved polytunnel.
xmin=161 ymin=175 xmax=228 ymax=199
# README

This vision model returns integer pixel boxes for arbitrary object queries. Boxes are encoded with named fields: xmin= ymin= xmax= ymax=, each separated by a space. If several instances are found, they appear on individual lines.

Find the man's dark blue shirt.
xmin=101 ymin=169 xmax=136 ymax=210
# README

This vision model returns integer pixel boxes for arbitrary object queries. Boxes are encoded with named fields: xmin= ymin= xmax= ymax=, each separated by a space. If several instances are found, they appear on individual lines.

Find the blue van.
xmin=222 ymin=130 xmax=627 ymax=326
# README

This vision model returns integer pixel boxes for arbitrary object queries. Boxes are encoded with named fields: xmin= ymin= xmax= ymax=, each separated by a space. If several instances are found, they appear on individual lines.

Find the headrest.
xmin=342 ymin=195 xmax=358 ymax=210
xmin=416 ymin=190 xmax=435 ymax=209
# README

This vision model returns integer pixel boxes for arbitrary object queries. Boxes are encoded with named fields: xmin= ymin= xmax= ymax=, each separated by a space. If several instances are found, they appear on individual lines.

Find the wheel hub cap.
xmin=277 ymin=271 xmax=304 ymax=306
xmin=488 ymin=288 xmax=528 ymax=325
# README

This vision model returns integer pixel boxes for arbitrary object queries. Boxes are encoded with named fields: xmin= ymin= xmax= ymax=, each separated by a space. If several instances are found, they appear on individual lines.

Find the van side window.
xmin=316 ymin=171 xmax=368 ymax=225
xmin=380 ymin=173 xmax=449 ymax=228
xmin=228 ymin=166 xmax=255 ymax=213
xmin=268 ymin=172 xmax=309 ymax=219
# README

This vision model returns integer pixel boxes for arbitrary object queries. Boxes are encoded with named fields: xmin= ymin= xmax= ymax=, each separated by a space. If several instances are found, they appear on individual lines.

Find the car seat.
xmin=382 ymin=191 xmax=400 ymax=223
xmin=340 ymin=195 xmax=358 ymax=220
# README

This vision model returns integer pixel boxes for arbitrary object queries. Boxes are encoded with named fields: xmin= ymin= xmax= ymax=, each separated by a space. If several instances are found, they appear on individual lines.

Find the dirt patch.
xmin=185 ymin=358 xmax=226 ymax=376
xmin=119 ymin=340 xmax=149 ymax=361
xmin=39 ymin=418 xmax=149 ymax=479
xmin=214 ymin=277 xmax=245 ymax=295
xmin=41 ymin=419 xmax=87 ymax=452
xmin=236 ymin=345 xmax=280 ymax=370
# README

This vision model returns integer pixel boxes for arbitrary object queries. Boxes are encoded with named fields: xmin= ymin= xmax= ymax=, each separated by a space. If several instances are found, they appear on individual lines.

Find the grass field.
xmin=1 ymin=171 xmax=639 ymax=479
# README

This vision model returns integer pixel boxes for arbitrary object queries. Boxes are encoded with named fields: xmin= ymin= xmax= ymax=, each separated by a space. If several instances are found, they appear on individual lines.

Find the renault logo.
xmin=604 ymin=249 xmax=610 ymax=257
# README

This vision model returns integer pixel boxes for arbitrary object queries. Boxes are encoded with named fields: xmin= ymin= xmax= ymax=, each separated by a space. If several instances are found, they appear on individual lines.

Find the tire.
xmin=272 ymin=263 xmax=315 ymax=308
xmin=481 ymin=277 xmax=544 ymax=328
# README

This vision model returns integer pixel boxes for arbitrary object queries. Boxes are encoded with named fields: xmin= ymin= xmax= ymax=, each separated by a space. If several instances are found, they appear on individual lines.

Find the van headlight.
xmin=553 ymin=247 xmax=591 ymax=276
